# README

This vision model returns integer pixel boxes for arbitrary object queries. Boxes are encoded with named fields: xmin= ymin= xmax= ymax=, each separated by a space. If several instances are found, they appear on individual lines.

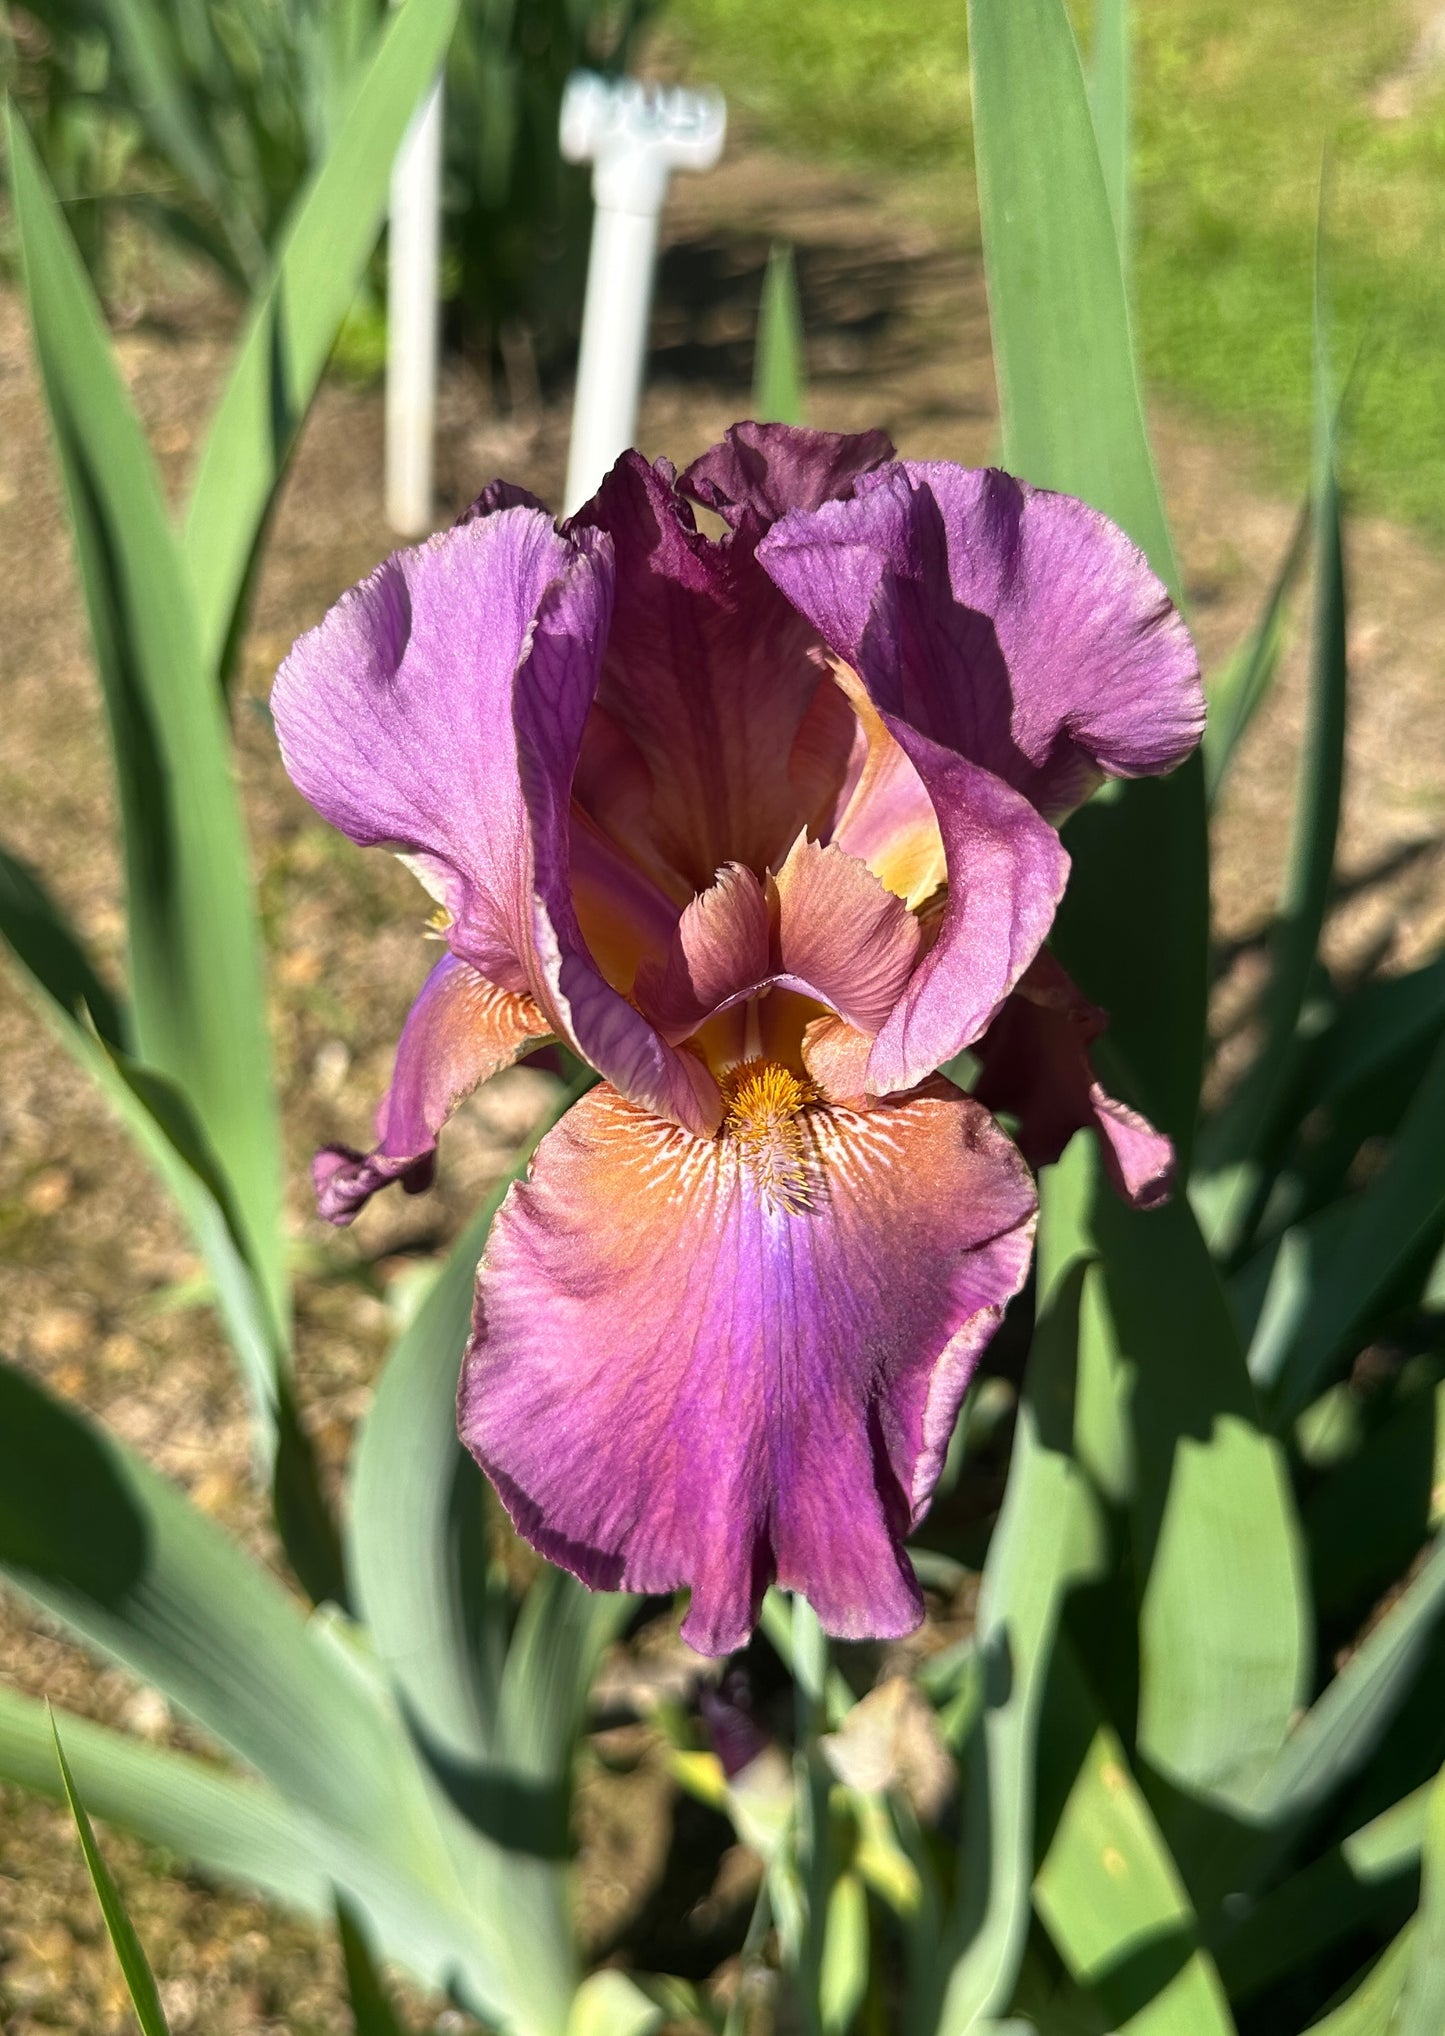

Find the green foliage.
xmin=672 ymin=0 xmax=1445 ymax=536
xmin=753 ymin=241 xmax=806 ymax=425
xmin=443 ymin=0 xmax=657 ymax=367
xmin=52 ymin=1714 xmax=172 ymax=2036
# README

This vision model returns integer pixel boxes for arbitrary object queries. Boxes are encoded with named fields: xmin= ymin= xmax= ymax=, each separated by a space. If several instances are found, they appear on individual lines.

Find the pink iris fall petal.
xmin=273 ymin=422 xmax=1204 ymax=1650
xmin=458 ymin=1082 xmax=1037 ymax=1655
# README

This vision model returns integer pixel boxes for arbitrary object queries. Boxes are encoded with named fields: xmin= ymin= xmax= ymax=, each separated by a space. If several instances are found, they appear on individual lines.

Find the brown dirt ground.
xmin=1 ymin=140 xmax=1443 ymax=2032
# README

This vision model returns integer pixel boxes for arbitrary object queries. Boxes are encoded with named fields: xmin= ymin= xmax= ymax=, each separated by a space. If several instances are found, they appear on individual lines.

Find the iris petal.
xmin=570 ymin=452 xmax=840 ymax=891
xmin=460 ymin=1081 xmax=1036 ymax=1654
xmin=682 ymin=420 xmax=895 ymax=530
xmin=757 ymin=462 xmax=1204 ymax=821
xmin=972 ymin=952 xmax=1175 ymax=1208
xmin=272 ymin=505 xmax=713 ymax=1136
xmin=313 ymin=953 xmax=551 ymax=1224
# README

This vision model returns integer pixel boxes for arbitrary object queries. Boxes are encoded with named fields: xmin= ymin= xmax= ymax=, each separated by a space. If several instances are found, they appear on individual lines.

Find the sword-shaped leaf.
xmin=967 ymin=0 xmax=1206 ymax=1155
xmin=753 ymin=241 xmax=807 ymax=427
xmin=4 ymin=109 xmax=289 ymax=1407
xmin=52 ymin=1714 xmax=171 ymax=2036
xmin=183 ymin=0 xmax=461 ymax=681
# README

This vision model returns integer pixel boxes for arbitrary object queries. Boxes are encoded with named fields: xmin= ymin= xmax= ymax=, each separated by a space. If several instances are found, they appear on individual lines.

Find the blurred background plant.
xmin=2 ymin=0 xmax=1445 ymax=2029
xmin=0 ymin=0 xmax=655 ymax=376
xmin=671 ymin=0 xmax=1445 ymax=534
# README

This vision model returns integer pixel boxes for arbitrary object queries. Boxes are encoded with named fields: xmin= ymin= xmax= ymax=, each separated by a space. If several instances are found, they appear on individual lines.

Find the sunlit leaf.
xmin=753 ymin=240 xmax=806 ymax=427
xmin=1087 ymin=0 xmax=1129 ymax=271
xmin=923 ymin=1252 xmax=1102 ymax=2035
xmin=1045 ymin=1142 xmax=1309 ymax=1812
xmin=967 ymin=0 xmax=1206 ymax=1155
xmin=1203 ymin=502 xmax=1309 ymax=811
xmin=1034 ymin=1653 xmax=1236 ymax=2034
xmin=0 ymin=1361 xmax=420 ymax=1852
xmin=1396 ymin=1763 xmax=1445 ymax=2036
xmin=5 ymin=108 xmax=291 ymax=1427
xmin=1197 ymin=241 xmax=1348 ymax=1251
xmin=183 ymin=0 xmax=462 ymax=681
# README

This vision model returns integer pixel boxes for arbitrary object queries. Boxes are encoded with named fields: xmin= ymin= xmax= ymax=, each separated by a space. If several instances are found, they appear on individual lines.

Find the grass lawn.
xmin=668 ymin=0 xmax=1445 ymax=533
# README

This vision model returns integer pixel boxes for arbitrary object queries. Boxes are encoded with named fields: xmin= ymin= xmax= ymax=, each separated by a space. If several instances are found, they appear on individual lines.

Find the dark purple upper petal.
xmin=455 ymin=477 xmax=552 ymax=523
xmin=681 ymin=421 xmax=896 ymax=531
xmin=757 ymin=462 xmax=1204 ymax=821
xmin=568 ymin=452 xmax=853 ymax=895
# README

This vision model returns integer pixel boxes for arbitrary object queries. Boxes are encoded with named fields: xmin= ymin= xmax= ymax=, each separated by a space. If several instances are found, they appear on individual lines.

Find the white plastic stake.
xmin=386 ymin=74 xmax=445 ymax=536
xmin=561 ymin=73 xmax=726 ymax=515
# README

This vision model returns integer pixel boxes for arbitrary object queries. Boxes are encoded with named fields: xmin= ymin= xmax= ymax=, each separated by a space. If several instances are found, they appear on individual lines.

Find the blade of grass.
xmin=336 ymin=1897 xmax=409 ymax=2036
xmin=753 ymin=240 xmax=806 ymax=426
xmin=51 ymin=1711 xmax=171 ymax=2036
xmin=1203 ymin=500 xmax=1310 ymax=810
xmin=1397 ymin=1764 xmax=1445 ymax=2036
xmin=1249 ymin=1533 xmax=1445 ymax=1829
xmin=0 ymin=1684 xmax=514 ymax=2018
xmin=1196 ymin=230 xmax=1348 ymax=1252
xmin=0 ymin=1686 xmax=327 ymax=1914
xmin=1211 ymin=1782 xmax=1428 ymax=2001
xmin=1305 ymin=1927 xmax=1414 ymax=2034
xmin=1269 ymin=1032 xmax=1445 ymax=1422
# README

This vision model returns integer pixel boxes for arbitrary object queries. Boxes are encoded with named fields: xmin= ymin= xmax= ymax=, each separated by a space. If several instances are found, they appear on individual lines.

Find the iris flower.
xmin=273 ymin=424 xmax=1202 ymax=1653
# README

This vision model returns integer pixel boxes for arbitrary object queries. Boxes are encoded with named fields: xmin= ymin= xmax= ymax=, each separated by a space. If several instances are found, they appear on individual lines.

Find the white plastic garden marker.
xmin=385 ymin=72 xmax=445 ymax=535
xmin=561 ymin=72 xmax=726 ymax=515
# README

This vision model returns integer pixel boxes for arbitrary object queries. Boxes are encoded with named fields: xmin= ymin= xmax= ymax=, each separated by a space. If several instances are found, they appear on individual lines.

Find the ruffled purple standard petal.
xmin=569 ymin=453 xmax=850 ymax=893
xmin=460 ymin=1081 xmax=1036 ymax=1654
xmin=314 ymin=952 xmax=551 ymax=1224
xmin=972 ymin=952 xmax=1175 ymax=1209
xmin=758 ymin=463 xmax=1204 ymax=821
xmin=273 ymin=509 xmax=597 ymax=987
xmin=863 ymin=723 xmax=1071 ymax=1092
xmin=682 ymin=421 xmax=896 ymax=530
xmin=273 ymin=505 xmax=715 ymax=1136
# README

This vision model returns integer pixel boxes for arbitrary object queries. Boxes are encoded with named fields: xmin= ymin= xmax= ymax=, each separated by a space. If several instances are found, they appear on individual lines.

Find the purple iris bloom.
xmin=272 ymin=424 xmax=1203 ymax=1655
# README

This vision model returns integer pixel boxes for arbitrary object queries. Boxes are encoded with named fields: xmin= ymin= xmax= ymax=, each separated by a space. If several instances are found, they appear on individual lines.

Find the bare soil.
xmin=1 ymin=142 xmax=1442 ymax=2032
